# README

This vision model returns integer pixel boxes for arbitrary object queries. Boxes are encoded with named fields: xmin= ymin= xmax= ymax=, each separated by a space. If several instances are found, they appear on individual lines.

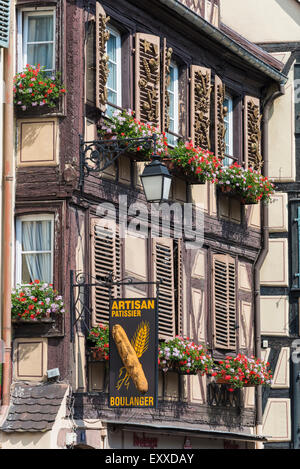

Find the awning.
xmin=102 ymin=419 xmax=268 ymax=442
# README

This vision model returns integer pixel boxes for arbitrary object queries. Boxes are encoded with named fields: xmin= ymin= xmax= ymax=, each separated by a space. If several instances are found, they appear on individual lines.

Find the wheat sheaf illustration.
xmin=116 ymin=321 xmax=150 ymax=391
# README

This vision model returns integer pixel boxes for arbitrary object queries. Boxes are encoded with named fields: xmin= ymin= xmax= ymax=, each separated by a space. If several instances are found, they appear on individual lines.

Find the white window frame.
xmin=167 ymin=61 xmax=179 ymax=147
xmin=105 ymin=25 xmax=122 ymax=113
xmin=17 ymin=8 xmax=56 ymax=73
xmin=15 ymin=214 xmax=54 ymax=286
xmin=223 ymin=94 xmax=233 ymax=166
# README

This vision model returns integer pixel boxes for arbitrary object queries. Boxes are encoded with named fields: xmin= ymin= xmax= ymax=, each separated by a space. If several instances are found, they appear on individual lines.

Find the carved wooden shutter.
xmin=0 ymin=0 xmax=10 ymax=48
xmin=214 ymin=75 xmax=226 ymax=159
xmin=244 ymin=96 xmax=262 ymax=171
xmin=162 ymin=39 xmax=173 ymax=133
xmin=153 ymin=238 xmax=175 ymax=338
xmin=95 ymin=2 xmax=110 ymax=112
xmin=135 ymin=33 xmax=161 ymax=128
xmin=190 ymin=65 xmax=211 ymax=150
xmin=212 ymin=253 xmax=236 ymax=350
xmin=91 ymin=219 xmax=121 ymax=326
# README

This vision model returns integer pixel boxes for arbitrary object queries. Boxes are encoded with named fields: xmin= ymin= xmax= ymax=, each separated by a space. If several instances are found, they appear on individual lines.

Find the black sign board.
xmin=109 ymin=297 xmax=158 ymax=408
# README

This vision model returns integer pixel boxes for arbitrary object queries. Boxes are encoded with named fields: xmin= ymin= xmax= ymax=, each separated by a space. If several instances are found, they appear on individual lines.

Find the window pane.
xmin=223 ymin=96 xmax=233 ymax=163
xmin=169 ymin=93 xmax=174 ymax=120
xmin=22 ymin=253 xmax=52 ymax=284
xmin=106 ymin=104 xmax=115 ymax=118
xmin=168 ymin=118 xmax=174 ymax=133
xmin=107 ymin=61 xmax=117 ymax=91
xmin=167 ymin=63 xmax=178 ymax=146
xmin=27 ymin=43 xmax=53 ymax=70
xmin=107 ymin=89 xmax=117 ymax=105
xmin=167 ymin=133 xmax=177 ymax=147
xmin=27 ymin=15 xmax=53 ymax=42
xmin=22 ymin=220 xmax=52 ymax=252
xmin=168 ymin=67 xmax=175 ymax=93
xmin=107 ymin=34 xmax=117 ymax=62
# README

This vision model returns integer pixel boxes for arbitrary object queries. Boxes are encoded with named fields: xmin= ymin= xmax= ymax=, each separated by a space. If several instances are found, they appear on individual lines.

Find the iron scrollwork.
xmin=79 ymin=134 xmax=157 ymax=190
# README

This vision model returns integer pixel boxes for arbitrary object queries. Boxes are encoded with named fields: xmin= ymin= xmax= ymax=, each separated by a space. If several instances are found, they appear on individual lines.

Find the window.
xmin=106 ymin=26 xmax=122 ymax=117
xmin=17 ymin=9 xmax=55 ymax=73
xmin=223 ymin=94 xmax=233 ymax=166
xmin=212 ymin=253 xmax=237 ymax=350
xmin=167 ymin=62 xmax=179 ymax=147
xmin=16 ymin=215 xmax=54 ymax=285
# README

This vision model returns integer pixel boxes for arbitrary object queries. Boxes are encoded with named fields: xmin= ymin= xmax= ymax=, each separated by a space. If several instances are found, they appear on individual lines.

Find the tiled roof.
xmin=1 ymin=382 xmax=69 ymax=433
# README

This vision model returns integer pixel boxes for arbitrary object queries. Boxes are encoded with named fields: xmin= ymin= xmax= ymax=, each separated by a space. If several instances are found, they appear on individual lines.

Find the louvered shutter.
xmin=190 ymin=65 xmax=211 ymax=150
xmin=0 ymin=0 xmax=11 ymax=48
xmin=135 ymin=33 xmax=161 ymax=129
xmin=212 ymin=254 xmax=236 ymax=350
xmin=214 ymin=74 xmax=226 ymax=159
xmin=153 ymin=238 xmax=175 ymax=338
xmin=176 ymin=240 xmax=183 ymax=336
xmin=91 ymin=219 xmax=121 ymax=326
xmin=244 ymin=96 xmax=262 ymax=171
xmin=95 ymin=2 xmax=110 ymax=112
xmin=161 ymin=39 xmax=173 ymax=133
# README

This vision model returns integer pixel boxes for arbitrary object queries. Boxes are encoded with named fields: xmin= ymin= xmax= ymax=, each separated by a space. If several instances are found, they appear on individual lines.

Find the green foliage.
xmin=11 ymin=281 xmax=65 ymax=321
xmin=159 ymin=336 xmax=214 ymax=375
xmin=87 ymin=324 xmax=109 ymax=361
xmin=212 ymin=353 xmax=273 ymax=390
xmin=13 ymin=64 xmax=66 ymax=110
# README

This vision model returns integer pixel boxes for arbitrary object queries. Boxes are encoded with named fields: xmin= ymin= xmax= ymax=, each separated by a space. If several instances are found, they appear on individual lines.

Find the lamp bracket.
xmin=79 ymin=134 xmax=157 ymax=190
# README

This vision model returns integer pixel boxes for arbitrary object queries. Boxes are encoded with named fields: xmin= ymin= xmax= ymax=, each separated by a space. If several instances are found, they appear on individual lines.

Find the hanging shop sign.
xmin=109 ymin=297 xmax=158 ymax=408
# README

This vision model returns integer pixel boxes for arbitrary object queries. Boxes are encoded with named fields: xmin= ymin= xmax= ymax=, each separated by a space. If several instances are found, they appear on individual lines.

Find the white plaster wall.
xmin=0 ymin=430 xmax=51 ymax=449
xmin=268 ymin=66 xmax=295 ymax=182
xmin=220 ymin=0 xmax=300 ymax=43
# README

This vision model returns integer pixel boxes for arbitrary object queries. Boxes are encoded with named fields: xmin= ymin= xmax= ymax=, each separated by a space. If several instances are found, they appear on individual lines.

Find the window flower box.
xmin=218 ymin=185 xmax=259 ymax=205
xmin=87 ymin=324 xmax=109 ymax=362
xmin=13 ymin=64 xmax=66 ymax=114
xmin=168 ymin=141 xmax=222 ymax=185
xmin=11 ymin=281 xmax=65 ymax=323
xmin=211 ymin=353 xmax=273 ymax=391
xmin=215 ymin=377 xmax=254 ymax=387
xmin=217 ymin=163 xmax=274 ymax=204
xmin=12 ymin=314 xmax=55 ymax=325
xmin=88 ymin=347 xmax=107 ymax=362
xmin=162 ymin=158 xmax=206 ymax=185
xmin=99 ymin=109 xmax=168 ymax=160
xmin=99 ymin=130 xmax=154 ymax=163
xmin=158 ymin=336 xmax=214 ymax=376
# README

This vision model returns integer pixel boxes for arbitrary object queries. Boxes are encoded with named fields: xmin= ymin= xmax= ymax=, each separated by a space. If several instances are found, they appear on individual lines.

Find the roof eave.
xmin=157 ymin=0 xmax=288 ymax=85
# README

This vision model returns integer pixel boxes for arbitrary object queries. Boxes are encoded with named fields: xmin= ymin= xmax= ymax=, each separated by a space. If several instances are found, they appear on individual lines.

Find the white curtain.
xmin=22 ymin=220 xmax=52 ymax=283
xmin=27 ymin=14 xmax=54 ymax=70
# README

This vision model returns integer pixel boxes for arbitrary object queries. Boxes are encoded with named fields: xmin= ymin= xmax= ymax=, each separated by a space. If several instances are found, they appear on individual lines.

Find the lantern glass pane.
xmin=162 ymin=177 xmax=172 ymax=201
xmin=141 ymin=175 xmax=164 ymax=202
